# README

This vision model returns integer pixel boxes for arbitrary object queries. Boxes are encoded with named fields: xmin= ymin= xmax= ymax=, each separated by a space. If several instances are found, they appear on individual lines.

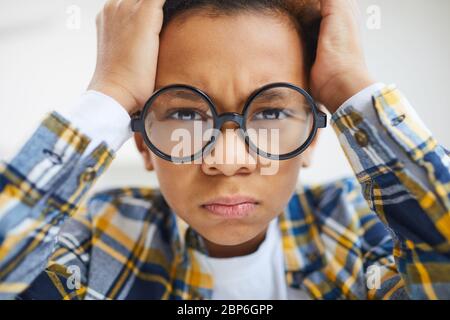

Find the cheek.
xmin=263 ymin=155 xmax=302 ymax=185
xmin=150 ymin=153 xmax=304 ymax=246
xmin=262 ymin=158 xmax=303 ymax=210
xmin=150 ymin=156 xmax=206 ymax=229
xmin=151 ymin=156 xmax=194 ymax=197
xmin=152 ymin=154 xmax=303 ymax=212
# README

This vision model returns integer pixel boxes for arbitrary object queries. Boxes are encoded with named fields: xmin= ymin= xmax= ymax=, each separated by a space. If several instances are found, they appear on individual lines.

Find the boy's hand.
xmin=310 ymin=0 xmax=375 ymax=113
xmin=88 ymin=0 xmax=166 ymax=114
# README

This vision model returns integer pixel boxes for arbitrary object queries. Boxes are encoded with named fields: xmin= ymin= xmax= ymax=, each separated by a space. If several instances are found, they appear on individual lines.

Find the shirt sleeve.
xmin=335 ymin=83 xmax=432 ymax=190
xmin=331 ymin=84 xmax=450 ymax=299
xmin=0 ymin=110 xmax=115 ymax=299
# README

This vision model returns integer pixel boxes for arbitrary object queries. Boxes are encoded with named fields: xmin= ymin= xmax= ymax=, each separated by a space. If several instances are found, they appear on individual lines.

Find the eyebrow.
xmin=153 ymin=85 xmax=299 ymax=109
xmin=251 ymin=88 xmax=294 ymax=103
xmin=160 ymin=89 xmax=204 ymax=101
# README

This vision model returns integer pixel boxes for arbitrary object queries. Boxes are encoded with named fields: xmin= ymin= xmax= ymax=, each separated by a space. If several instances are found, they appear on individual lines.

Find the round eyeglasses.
xmin=131 ymin=82 xmax=327 ymax=163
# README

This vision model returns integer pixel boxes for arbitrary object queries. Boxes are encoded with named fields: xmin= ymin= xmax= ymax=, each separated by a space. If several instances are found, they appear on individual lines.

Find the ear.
xmin=134 ymin=133 xmax=154 ymax=171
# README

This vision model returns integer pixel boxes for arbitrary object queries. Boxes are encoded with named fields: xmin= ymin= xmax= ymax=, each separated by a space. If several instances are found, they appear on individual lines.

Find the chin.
xmin=205 ymin=236 xmax=249 ymax=247
xmin=200 ymin=225 xmax=262 ymax=247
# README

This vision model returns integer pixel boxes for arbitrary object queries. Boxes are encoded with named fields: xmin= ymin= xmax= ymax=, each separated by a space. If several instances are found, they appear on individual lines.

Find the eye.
xmin=168 ymin=109 xmax=204 ymax=121
xmin=252 ymin=108 xmax=290 ymax=121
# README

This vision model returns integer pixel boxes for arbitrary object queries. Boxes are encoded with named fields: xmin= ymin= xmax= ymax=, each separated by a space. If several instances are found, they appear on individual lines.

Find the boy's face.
xmin=135 ymin=11 xmax=316 ymax=248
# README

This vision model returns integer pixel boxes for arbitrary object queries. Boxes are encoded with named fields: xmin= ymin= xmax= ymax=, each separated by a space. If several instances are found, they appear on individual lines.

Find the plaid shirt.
xmin=0 ymin=85 xmax=449 ymax=300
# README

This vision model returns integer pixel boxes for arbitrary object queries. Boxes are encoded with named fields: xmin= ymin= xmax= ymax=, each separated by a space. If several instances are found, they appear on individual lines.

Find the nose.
xmin=201 ymin=120 xmax=257 ymax=176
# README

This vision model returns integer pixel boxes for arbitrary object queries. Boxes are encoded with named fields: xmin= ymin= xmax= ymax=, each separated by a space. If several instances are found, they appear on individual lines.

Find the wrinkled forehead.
xmin=155 ymin=11 xmax=307 ymax=111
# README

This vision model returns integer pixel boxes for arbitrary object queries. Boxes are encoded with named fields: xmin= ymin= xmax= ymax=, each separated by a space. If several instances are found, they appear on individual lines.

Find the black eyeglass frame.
xmin=131 ymin=82 xmax=327 ymax=163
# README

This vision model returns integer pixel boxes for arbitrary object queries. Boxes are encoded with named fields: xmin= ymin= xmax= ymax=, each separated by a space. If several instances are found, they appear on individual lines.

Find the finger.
xmin=103 ymin=0 xmax=139 ymax=15
xmin=103 ymin=0 xmax=120 ymax=12
xmin=117 ymin=0 xmax=140 ymax=7
xmin=134 ymin=0 xmax=166 ymax=32
xmin=318 ymin=0 xmax=353 ymax=16
xmin=115 ymin=0 xmax=142 ymax=13
xmin=348 ymin=0 xmax=362 ymax=22
xmin=138 ymin=0 xmax=166 ymax=10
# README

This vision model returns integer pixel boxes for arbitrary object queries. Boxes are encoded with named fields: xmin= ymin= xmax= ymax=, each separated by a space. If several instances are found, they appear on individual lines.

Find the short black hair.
xmin=162 ymin=0 xmax=321 ymax=74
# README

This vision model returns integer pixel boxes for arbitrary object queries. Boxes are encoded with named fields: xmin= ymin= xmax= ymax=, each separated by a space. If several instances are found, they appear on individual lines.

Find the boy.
xmin=0 ymin=0 xmax=449 ymax=299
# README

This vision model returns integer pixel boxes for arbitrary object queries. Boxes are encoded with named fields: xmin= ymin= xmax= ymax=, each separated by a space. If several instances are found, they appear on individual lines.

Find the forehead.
xmin=155 ymin=11 xmax=307 ymax=108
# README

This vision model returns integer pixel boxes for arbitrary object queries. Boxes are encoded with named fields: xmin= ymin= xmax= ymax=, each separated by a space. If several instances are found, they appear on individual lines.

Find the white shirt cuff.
xmin=61 ymin=90 xmax=133 ymax=155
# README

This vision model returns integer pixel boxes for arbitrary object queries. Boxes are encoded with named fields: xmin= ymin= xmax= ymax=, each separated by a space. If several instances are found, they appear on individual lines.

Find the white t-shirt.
xmin=194 ymin=218 xmax=310 ymax=300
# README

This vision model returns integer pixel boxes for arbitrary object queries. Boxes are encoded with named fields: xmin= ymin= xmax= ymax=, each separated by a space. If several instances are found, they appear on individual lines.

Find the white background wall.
xmin=0 ymin=0 xmax=449 ymax=192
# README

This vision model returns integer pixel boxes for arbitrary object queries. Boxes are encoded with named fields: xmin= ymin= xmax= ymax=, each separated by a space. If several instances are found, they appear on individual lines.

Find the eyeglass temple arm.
xmin=317 ymin=111 xmax=327 ymax=128
xmin=130 ymin=112 xmax=142 ymax=132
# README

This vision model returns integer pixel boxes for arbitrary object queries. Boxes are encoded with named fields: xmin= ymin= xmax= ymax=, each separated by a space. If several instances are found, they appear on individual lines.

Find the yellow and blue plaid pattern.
xmin=0 ymin=85 xmax=449 ymax=299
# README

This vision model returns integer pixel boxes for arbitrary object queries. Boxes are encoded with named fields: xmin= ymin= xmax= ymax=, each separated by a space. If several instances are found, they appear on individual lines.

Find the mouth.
xmin=201 ymin=195 xmax=259 ymax=219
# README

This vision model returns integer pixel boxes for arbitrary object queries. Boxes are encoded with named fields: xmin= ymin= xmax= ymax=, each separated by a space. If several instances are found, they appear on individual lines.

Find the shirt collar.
xmin=278 ymin=189 xmax=326 ymax=277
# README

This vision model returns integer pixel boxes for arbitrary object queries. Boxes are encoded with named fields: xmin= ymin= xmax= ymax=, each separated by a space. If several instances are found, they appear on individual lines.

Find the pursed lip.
xmin=201 ymin=195 xmax=259 ymax=218
xmin=202 ymin=195 xmax=259 ymax=206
